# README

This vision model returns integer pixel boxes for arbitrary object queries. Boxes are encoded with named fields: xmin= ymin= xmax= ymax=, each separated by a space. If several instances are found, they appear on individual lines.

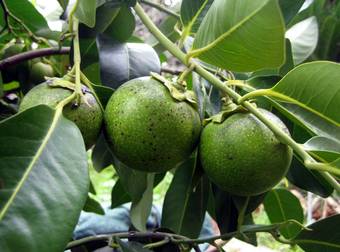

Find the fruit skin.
xmin=104 ymin=77 xmax=201 ymax=172
xmin=19 ymin=82 xmax=103 ymax=149
xmin=200 ymin=109 xmax=293 ymax=196
xmin=29 ymin=62 xmax=54 ymax=85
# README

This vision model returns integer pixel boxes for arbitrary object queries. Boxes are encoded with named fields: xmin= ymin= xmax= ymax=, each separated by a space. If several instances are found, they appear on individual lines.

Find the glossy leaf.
xmin=75 ymin=0 xmax=97 ymax=28
xmin=278 ymin=0 xmax=305 ymax=25
xmin=180 ymin=0 xmax=213 ymax=34
xmin=304 ymin=136 xmax=340 ymax=162
xmin=294 ymin=214 xmax=340 ymax=252
xmin=104 ymin=5 xmax=136 ymax=42
xmin=191 ymin=0 xmax=285 ymax=72
xmin=97 ymin=34 xmax=161 ymax=89
xmin=263 ymin=189 xmax=304 ymax=239
xmin=3 ymin=0 xmax=59 ymax=40
xmin=0 ymin=105 xmax=89 ymax=251
xmin=265 ymin=61 xmax=340 ymax=127
xmin=161 ymin=154 xmax=209 ymax=238
xmin=286 ymin=17 xmax=319 ymax=64
xmin=287 ymin=155 xmax=333 ymax=197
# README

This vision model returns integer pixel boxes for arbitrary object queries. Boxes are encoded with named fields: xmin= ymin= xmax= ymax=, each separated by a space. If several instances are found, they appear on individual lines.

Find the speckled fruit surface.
xmin=200 ymin=109 xmax=293 ymax=196
xmin=19 ymin=82 xmax=103 ymax=149
xmin=104 ymin=77 xmax=201 ymax=172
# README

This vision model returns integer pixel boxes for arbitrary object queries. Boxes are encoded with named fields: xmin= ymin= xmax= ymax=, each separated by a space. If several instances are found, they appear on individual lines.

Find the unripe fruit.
xmin=104 ymin=77 xmax=201 ymax=172
xmin=200 ymin=109 xmax=293 ymax=196
xmin=29 ymin=62 xmax=54 ymax=84
xmin=19 ymin=82 xmax=103 ymax=149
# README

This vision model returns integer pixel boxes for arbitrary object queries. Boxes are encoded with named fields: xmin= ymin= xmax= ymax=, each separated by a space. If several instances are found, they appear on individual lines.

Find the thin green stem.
xmin=68 ymin=0 xmax=79 ymax=33
xmin=72 ymin=18 xmax=82 ymax=102
xmin=140 ymin=0 xmax=180 ymax=19
xmin=143 ymin=238 xmax=170 ymax=249
xmin=237 ymin=197 xmax=250 ymax=232
xmin=305 ymin=162 xmax=340 ymax=177
xmin=134 ymin=3 xmax=340 ymax=192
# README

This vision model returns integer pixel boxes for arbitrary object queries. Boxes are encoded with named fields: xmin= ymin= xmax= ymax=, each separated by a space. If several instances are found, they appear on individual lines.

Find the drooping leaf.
xmin=3 ymin=0 xmax=59 ymax=40
xmin=91 ymin=84 xmax=114 ymax=107
xmin=97 ymin=34 xmax=161 ymax=89
xmin=258 ymin=61 xmax=340 ymax=127
xmin=278 ymin=0 xmax=305 ymax=25
xmin=83 ymin=194 xmax=105 ymax=215
xmin=294 ymin=214 xmax=340 ymax=252
xmin=190 ymin=0 xmax=285 ymax=72
xmin=111 ymin=179 xmax=131 ymax=209
xmin=180 ymin=0 xmax=213 ymax=35
xmin=79 ymin=38 xmax=98 ymax=69
xmin=104 ymin=5 xmax=136 ymax=42
xmin=316 ymin=14 xmax=338 ymax=60
xmin=287 ymin=155 xmax=334 ymax=197
xmin=75 ymin=0 xmax=97 ymax=28
xmin=0 ymin=105 xmax=89 ymax=251
xmin=286 ymin=16 xmax=319 ymax=64
xmin=92 ymin=133 xmax=114 ymax=172
xmin=263 ymin=189 xmax=304 ymax=239
xmin=58 ymin=0 xmax=69 ymax=10
xmin=161 ymin=153 xmax=209 ymax=238
xmin=130 ymin=173 xmax=154 ymax=232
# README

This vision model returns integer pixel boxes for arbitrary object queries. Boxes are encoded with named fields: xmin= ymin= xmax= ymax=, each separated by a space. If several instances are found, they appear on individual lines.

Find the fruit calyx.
xmin=150 ymin=72 xmax=198 ymax=110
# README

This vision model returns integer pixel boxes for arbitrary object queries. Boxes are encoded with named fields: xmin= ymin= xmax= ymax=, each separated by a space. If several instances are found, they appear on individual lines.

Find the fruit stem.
xmin=71 ymin=17 xmax=83 ymax=104
xmin=133 ymin=3 xmax=340 ymax=192
xmin=139 ymin=0 xmax=180 ymax=19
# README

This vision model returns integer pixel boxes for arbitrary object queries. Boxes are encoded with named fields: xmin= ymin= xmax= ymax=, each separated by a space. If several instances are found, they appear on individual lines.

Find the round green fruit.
xmin=19 ymin=82 xmax=103 ymax=149
xmin=1 ymin=43 xmax=28 ymax=82
xmin=200 ymin=109 xmax=293 ymax=196
xmin=30 ymin=62 xmax=54 ymax=84
xmin=104 ymin=77 xmax=201 ymax=172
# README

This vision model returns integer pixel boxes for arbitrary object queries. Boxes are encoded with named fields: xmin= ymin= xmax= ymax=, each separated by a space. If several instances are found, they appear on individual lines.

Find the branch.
xmin=133 ymin=3 xmax=340 ymax=192
xmin=140 ymin=0 xmax=180 ymax=19
xmin=0 ymin=47 xmax=70 ymax=70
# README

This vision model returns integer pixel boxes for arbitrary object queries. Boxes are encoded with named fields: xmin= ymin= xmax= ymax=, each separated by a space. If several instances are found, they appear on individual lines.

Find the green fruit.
xmin=104 ymin=77 xmax=201 ymax=172
xmin=200 ymin=109 xmax=293 ymax=196
xmin=30 ymin=62 xmax=54 ymax=84
xmin=19 ymin=82 xmax=103 ymax=149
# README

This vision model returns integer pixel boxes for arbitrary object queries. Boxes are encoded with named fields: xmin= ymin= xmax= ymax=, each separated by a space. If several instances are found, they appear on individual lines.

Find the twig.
xmin=140 ymin=0 xmax=180 ymax=19
xmin=0 ymin=47 xmax=70 ymax=70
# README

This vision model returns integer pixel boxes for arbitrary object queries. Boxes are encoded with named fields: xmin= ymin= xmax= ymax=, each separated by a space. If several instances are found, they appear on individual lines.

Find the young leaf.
xmin=97 ymin=34 xmax=161 ymax=89
xmin=3 ymin=0 xmax=59 ymax=40
xmin=83 ymin=194 xmax=105 ymax=215
xmin=190 ymin=0 xmax=285 ymax=72
xmin=75 ymin=0 xmax=97 ymax=28
xmin=294 ymin=214 xmax=340 ymax=252
xmin=263 ymin=189 xmax=304 ymax=239
xmin=161 ymin=153 xmax=209 ymax=238
xmin=0 ymin=105 xmax=89 ymax=251
xmin=111 ymin=179 xmax=131 ymax=209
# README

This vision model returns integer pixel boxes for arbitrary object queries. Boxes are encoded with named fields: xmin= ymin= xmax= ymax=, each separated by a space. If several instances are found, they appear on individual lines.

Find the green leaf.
xmin=278 ymin=0 xmax=305 ymax=25
xmin=3 ymin=0 xmax=59 ymax=40
xmin=97 ymin=34 xmax=161 ymax=89
xmin=180 ymin=0 xmax=213 ymax=34
xmin=58 ymin=0 xmax=69 ymax=10
xmin=294 ymin=214 xmax=340 ymax=252
xmin=263 ymin=189 xmax=304 ymax=239
xmin=104 ymin=5 xmax=136 ymax=42
xmin=286 ymin=17 xmax=319 ymax=64
xmin=316 ymin=15 xmax=338 ymax=59
xmin=161 ymin=153 xmax=209 ymax=238
xmin=91 ymin=84 xmax=114 ymax=107
xmin=190 ymin=0 xmax=285 ymax=72
xmin=92 ymin=133 xmax=114 ymax=172
xmin=75 ymin=0 xmax=97 ymax=28
xmin=304 ymin=136 xmax=340 ymax=162
xmin=83 ymin=194 xmax=105 ymax=215
xmin=0 ymin=105 xmax=89 ymax=251
xmin=260 ymin=61 xmax=340 ymax=127
xmin=111 ymin=179 xmax=131 ymax=209
xmin=287 ymin=155 xmax=333 ymax=197
xmin=130 ymin=173 xmax=154 ymax=232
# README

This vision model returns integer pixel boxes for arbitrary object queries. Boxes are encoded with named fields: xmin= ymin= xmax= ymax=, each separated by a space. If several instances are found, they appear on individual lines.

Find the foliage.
xmin=0 ymin=0 xmax=339 ymax=251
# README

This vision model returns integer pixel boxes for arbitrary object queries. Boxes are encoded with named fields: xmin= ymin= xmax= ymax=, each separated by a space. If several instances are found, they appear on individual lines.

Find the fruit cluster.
xmin=19 ymin=76 xmax=292 ymax=196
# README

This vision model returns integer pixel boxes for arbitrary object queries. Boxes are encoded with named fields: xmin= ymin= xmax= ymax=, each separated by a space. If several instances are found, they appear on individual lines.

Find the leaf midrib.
xmin=189 ymin=0 xmax=269 ymax=57
xmin=0 ymin=108 xmax=62 ymax=220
